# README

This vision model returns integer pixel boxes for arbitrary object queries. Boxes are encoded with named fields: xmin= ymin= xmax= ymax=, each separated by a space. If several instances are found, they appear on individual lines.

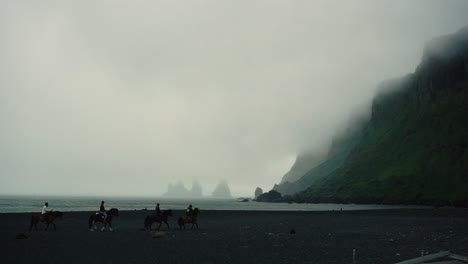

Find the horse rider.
xmin=100 ymin=201 xmax=108 ymax=221
xmin=42 ymin=202 xmax=51 ymax=218
xmin=155 ymin=203 xmax=161 ymax=216
xmin=186 ymin=204 xmax=193 ymax=216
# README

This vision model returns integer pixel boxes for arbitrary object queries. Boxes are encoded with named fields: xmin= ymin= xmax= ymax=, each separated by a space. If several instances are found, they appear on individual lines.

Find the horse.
xmin=178 ymin=208 xmax=200 ymax=229
xmin=144 ymin=209 xmax=173 ymax=230
xmin=88 ymin=208 xmax=119 ymax=232
xmin=29 ymin=211 xmax=63 ymax=231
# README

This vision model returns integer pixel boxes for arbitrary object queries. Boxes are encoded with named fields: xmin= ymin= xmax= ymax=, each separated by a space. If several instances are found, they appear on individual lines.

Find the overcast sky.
xmin=1 ymin=0 xmax=467 ymax=197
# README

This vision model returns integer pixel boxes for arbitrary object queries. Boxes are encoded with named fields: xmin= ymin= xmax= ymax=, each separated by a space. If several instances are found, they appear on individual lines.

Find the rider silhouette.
xmin=186 ymin=204 xmax=193 ymax=216
xmin=42 ymin=202 xmax=50 ymax=218
xmin=155 ymin=203 xmax=161 ymax=216
xmin=100 ymin=201 xmax=108 ymax=221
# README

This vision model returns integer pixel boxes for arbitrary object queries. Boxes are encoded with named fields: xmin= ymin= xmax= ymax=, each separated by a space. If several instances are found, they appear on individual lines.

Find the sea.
xmin=0 ymin=195 xmax=424 ymax=213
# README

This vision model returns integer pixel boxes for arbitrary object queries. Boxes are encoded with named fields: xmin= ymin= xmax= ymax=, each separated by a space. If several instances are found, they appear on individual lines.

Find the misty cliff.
xmin=278 ymin=27 xmax=468 ymax=205
xmin=274 ymin=130 xmax=363 ymax=195
xmin=279 ymin=152 xmax=326 ymax=184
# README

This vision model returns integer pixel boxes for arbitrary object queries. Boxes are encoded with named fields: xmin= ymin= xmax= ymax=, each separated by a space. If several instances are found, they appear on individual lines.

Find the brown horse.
xmin=30 ymin=211 xmax=63 ymax=231
xmin=144 ymin=209 xmax=173 ymax=230
xmin=88 ymin=208 xmax=119 ymax=232
xmin=178 ymin=208 xmax=200 ymax=229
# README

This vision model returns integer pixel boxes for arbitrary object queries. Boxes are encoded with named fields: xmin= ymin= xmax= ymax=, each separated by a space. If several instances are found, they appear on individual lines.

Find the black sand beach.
xmin=2 ymin=208 xmax=468 ymax=264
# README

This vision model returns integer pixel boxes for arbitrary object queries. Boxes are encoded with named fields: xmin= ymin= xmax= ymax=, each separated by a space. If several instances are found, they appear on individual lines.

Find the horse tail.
xmin=88 ymin=214 xmax=94 ymax=229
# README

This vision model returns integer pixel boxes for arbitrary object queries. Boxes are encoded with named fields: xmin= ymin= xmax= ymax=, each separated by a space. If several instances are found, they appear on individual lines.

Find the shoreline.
xmin=0 ymin=206 xmax=461 ymax=214
xmin=0 ymin=197 xmax=433 ymax=214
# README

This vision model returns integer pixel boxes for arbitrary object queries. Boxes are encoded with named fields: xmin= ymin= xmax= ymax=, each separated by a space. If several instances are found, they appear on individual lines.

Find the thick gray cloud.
xmin=1 ymin=0 xmax=467 ymax=197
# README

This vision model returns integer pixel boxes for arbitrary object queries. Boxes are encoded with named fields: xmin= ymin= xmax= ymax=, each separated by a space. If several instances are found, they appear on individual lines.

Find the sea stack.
xmin=163 ymin=180 xmax=203 ymax=198
xmin=254 ymin=187 xmax=263 ymax=199
xmin=212 ymin=181 xmax=232 ymax=199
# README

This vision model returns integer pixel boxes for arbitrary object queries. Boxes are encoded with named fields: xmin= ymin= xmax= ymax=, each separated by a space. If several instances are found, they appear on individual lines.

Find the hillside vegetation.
xmin=275 ymin=27 xmax=468 ymax=206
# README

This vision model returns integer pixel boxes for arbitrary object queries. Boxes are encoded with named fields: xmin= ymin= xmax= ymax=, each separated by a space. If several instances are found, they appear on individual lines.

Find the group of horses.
xmin=29 ymin=207 xmax=200 ymax=232
xmin=144 ymin=208 xmax=200 ymax=230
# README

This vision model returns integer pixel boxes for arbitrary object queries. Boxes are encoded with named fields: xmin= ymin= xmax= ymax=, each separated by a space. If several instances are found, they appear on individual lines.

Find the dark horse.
xmin=88 ymin=208 xmax=119 ymax=232
xmin=30 ymin=211 xmax=63 ymax=231
xmin=144 ymin=210 xmax=173 ymax=230
xmin=178 ymin=208 xmax=200 ymax=229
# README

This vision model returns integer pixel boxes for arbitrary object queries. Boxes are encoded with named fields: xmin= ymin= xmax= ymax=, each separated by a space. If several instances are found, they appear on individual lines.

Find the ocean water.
xmin=0 ymin=195 xmax=425 ymax=213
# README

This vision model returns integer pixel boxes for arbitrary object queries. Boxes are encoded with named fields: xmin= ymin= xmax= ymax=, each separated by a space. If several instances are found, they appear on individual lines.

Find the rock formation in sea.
xmin=257 ymin=190 xmax=283 ymax=203
xmin=163 ymin=180 xmax=204 ymax=198
xmin=254 ymin=187 xmax=263 ymax=199
xmin=212 ymin=181 xmax=232 ymax=199
xmin=191 ymin=180 xmax=203 ymax=197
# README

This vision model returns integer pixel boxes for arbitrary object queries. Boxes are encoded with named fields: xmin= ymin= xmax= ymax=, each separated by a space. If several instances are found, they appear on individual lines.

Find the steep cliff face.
xmin=302 ymin=27 xmax=468 ymax=205
xmin=274 ymin=130 xmax=362 ymax=195
xmin=279 ymin=152 xmax=325 ymax=184
xmin=282 ymin=27 xmax=468 ymax=205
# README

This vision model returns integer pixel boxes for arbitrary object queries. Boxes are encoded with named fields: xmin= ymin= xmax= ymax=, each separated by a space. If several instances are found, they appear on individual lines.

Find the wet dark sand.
xmin=2 ymin=208 xmax=468 ymax=264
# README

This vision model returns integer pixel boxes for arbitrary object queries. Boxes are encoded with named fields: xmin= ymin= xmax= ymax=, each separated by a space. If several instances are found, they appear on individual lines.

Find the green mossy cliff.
xmin=276 ymin=27 xmax=468 ymax=205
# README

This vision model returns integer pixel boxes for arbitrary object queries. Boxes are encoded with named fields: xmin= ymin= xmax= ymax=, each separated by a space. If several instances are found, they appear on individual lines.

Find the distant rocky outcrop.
xmin=163 ymin=180 xmax=204 ymax=198
xmin=254 ymin=187 xmax=263 ymax=199
xmin=212 ymin=181 xmax=232 ymax=199
xmin=191 ymin=180 xmax=203 ymax=197
xmin=256 ymin=190 xmax=283 ymax=203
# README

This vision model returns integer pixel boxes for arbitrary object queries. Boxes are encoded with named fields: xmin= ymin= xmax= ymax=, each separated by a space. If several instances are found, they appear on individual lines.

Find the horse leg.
xmin=29 ymin=217 xmax=35 ymax=231
xmin=157 ymin=222 xmax=162 ymax=231
xmin=165 ymin=220 xmax=170 ymax=230
xmin=45 ymin=222 xmax=49 ymax=231
xmin=108 ymin=221 xmax=113 ymax=232
xmin=101 ymin=221 xmax=106 ymax=231
xmin=89 ymin=215 xmax=95 ymax=231
xmin=31 ymin=222 xmax=38 ymax=231
xmin=53 ymin=222 xmax=56 ymax=231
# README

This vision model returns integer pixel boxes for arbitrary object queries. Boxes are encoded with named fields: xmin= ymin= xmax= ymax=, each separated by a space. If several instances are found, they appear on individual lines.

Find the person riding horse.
xmin=89 ymin=208 xmax=119 ymax=231
xmin=178 ymin=207 xmax=200 ymax=229
xmin=99 ymin=201 xmax=108 ymax=222
xmin=30 ymin=204 xmax=63 ymax=231
xmin=144 ymin=209 xmax=173 ymax=230
xmin=41 ymin=202 xmax=51 ymax=219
